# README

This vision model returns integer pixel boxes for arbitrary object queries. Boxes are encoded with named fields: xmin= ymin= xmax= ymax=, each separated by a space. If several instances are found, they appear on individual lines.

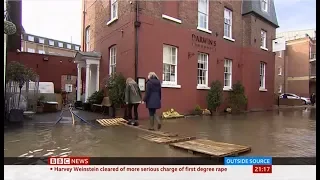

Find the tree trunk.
xmin=18 ymin=86 xmax=22 ymax=107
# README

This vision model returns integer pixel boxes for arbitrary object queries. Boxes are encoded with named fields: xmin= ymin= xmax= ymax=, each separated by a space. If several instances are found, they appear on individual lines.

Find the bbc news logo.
xmin=48 ymin=157 xmax=90 ymax=165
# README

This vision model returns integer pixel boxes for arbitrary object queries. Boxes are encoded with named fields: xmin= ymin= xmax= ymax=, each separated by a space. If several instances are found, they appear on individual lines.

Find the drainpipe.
xmin=134 ymin=0 xmax=141 ymax=80
xmin=82 ymin=0 xmax=86 ymax=51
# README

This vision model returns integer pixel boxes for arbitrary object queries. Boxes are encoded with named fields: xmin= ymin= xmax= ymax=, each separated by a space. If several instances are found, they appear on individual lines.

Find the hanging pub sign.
xmin=191 ymin=34 xmax=216 ymax=51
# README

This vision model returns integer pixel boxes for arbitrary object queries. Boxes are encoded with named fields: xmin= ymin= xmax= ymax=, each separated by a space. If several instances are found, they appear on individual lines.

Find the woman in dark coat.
xmin=143 ymin=72 xmax=162 ymax=130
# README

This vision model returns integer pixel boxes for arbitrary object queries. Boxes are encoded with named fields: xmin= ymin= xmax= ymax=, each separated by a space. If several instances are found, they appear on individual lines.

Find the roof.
xmin=75 ymin=51 xmax=102 ymax=58
xmin=242 ymin=0 xmax=279 ymax=28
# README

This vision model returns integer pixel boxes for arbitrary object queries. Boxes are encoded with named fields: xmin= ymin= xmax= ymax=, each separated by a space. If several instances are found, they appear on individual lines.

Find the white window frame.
xmin=261 ymin=0 xmax=268 ymax=12
xmin=109 ymin=46 xmax=117 ymax=75
xmin=27 ymin=48 xmax=35 ymax=53
xmin=21 ymin=47 xmax=24 ymax=52
xmin=65 ymin=84 xmax=73 ymax=93
xmin=278 ymin=51 xmax=282 ymax=57
xmin=278 ymin=67 xmax=282 ymax=76
xmin=58 ymin=42 xmax=63 ymax=48
xmin=162 ymin=44 xmax=180 ymax=88
xmin=107 ymin=0 xmax=118 ymax=25
xmin=260 ymin=30 xmax=267 ymax=50
xmin=75 ymin=46 xmax=80 ymax=51
xmin=259 ymin=62 xmax=267 ymax=91
xmin=197 ymin=53 xmax=209 ymax=89
xmin=38 ymin=50 xmax=45 ymax=54
xmin=49 ymin=40 xmax=54 ymax=46
xmin=67 ymin=44 xmax=72 ymax=49
xmin=223 ymin=59 xmax=233 ymax=91
xmin=197 ymin=0 xmax=211 ymax=33
xmin=278 ymin=84 xmax=282 ymax=93
xmin=39 ymin=38 xmax=45 ymax=44
xmin=85 ymin=27 xmax=90 ymax=51
xmin=66 ymin=75 xmax=72 ymax=80
xmin=223 ymin=8 xmax=234 ymax=41
xmin=28 ymin=36 xmax=34 ymax=42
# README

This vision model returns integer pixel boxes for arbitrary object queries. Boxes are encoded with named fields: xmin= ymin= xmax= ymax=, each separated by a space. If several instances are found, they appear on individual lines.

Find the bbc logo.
xmin=49 ymin=157 xmax=70 ymax=165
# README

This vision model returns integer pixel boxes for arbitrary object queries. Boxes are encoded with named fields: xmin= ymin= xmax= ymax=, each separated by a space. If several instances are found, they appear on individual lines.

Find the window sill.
xmin=161 ymin=14 xmax=182 ymax=24
xmin=278 ymin=74 xmax=282 ymax=76
xmin=259 ymin=88 xmax=268 ymax=92
xmin=260 ymin=46 xmax=268 ymax=51
xmin=107 ymin=17 xmax=118 ymax=26
xmin=162 ymin=84 xmax=181 ymax=89
xmin=197 ymin=85 xmax=210 ymax=90
xmin=223 ymin=87 xmax=232 ymax=91
xmin=223 ymin=36 xmax=235 ymax=42
xmin=197 ymin=27 xmax=212 ymax=34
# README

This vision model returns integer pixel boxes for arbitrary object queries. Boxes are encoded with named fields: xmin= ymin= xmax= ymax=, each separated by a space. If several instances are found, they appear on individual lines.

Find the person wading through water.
xmin=125 ymin=77 xmax=142 ymax=126
xmin=143 ymin=72 xmax=162 ymax=130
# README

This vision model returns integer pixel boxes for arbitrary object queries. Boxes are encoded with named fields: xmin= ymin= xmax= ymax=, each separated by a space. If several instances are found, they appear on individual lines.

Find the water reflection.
xmin=4 ymin=108 xmax=316 ymax=157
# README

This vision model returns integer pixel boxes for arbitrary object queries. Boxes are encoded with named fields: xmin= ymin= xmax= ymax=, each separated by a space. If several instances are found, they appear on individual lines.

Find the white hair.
xmin=148 ymin=72 xmax=158 ymax=79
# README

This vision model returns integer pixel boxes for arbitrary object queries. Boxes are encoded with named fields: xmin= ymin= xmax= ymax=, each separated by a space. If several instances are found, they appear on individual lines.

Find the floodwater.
xmin=4 ymin=107 xmax=316 ymax=157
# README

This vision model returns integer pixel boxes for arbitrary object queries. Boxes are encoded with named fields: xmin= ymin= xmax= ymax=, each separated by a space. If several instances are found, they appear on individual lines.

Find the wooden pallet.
xmin=118 ymin=122 xmax=178 ymax=137
xmin=169 ymin=139 xmax=251 ymax=157
xmin=139 ymin=134 xmax=196 ymax=144
xmin=96 ymin=118 xmax=127 ymax=127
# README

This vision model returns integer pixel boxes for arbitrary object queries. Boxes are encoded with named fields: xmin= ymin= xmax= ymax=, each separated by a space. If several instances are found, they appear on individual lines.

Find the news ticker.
xmin=4 ymin=157 xmax=316 ymax=165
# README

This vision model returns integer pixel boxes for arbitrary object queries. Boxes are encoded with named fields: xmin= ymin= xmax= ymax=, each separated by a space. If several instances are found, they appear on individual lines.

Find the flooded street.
xmin=4 ymin=107 xmax=316 ymax=157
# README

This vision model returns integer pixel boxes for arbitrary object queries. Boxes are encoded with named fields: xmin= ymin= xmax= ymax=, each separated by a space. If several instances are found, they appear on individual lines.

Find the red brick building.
xmin=7 ymin=52 xmax=77 ymax=91
xmin=81 ymin=0 xmax=279 ymax=118
xmin=274 ymin=36 xmax=316 ymax=98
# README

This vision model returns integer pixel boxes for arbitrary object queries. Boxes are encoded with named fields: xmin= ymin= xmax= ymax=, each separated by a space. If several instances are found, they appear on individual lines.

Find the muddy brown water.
xmin=4 ymin=107 xmax=316 ymax=157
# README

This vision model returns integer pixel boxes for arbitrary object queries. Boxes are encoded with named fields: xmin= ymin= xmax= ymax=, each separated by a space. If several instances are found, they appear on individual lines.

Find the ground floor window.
xmin=224 ymin=59 xmax=232 ymax=89
xmin=197 ymin=53 xmax=208 ymax=86
xmin=260 ymin=62 xmax=266 ymax=89
xmin=109 ymin=46 xmax=116 ymax=75
xmin=163 ymin=44 xmax=178 ymax=85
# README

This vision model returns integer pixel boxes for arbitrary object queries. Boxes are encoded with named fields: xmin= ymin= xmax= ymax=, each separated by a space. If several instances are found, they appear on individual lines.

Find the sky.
xmin=22 ymin=0 xmax=316 ymax=46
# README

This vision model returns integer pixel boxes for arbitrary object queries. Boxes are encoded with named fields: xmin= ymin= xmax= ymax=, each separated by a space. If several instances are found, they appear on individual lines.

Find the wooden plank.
xmin=169 ymin=139 xmax=251 ymax=157
xmin=139 ymin=134 xmax=196 ymax=144
xmin=118 ymin=122 xmax=178 ymax=137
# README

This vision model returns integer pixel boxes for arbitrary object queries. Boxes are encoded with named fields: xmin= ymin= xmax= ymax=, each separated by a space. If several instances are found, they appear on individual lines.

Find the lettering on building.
xmin=192 ymin=34 xmax=216 ymax=51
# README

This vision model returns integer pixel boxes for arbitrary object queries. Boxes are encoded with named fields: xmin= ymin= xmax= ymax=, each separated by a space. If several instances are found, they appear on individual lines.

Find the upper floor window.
xmin=66 ymin=75 xmax=72 ymax=80
xmin=224 ymin=8 xmax=232 ymax=39
xmin=58 ymin=42 xmax=63 ymax=48
xmin=39 ymin=38 xmax=45 ymax=44
xmin=261 ymin=30 xmax=267 ymax=49
xmin=67 ymin=44 xmax=72 ymax=49
xmin=111 ymin=0 xmax=118 ymax=20
xmin=85 ymin=26 xmax=90 ymax=52
xmin=49 ymin=40 xmax=54 ymax=46
xmin=27 ymin=48 xmax=35 ymax=53
xmin=278 ymin=67 xmax=282 ymax=75
xmin=28 ymin=36 xmax=34 ymax=42
xmin=75 ymin=46 xmax=80 ymax=51
xmin=109 ymin=46 xmax=117 ymax=75
xmin=278 ymin=51 xmax=282 ymax=57
xmin=38 ymin=50 xmax=45 ymax=54
xmin=261 ymin=0 xmax=268 ymax=12
xmin=198 ymin=0 xmax=209 ymax=30
xmin=197 ymin=53 xmax=209 ymax=87
xmin=163 ymin=44 xmax=178 ymax=85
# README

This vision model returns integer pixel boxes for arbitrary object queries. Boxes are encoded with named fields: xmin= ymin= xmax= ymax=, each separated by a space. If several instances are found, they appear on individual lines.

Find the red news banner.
xmin=48 ymin=157 xmax=228 ymax=173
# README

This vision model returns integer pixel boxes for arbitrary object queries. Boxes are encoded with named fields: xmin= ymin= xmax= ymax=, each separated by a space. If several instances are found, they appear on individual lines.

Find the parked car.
xmin=279 ymin=93 xmax=311 ymax=105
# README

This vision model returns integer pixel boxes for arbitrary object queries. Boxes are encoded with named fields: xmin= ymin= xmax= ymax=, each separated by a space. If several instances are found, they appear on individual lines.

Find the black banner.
xmin=4 ymin=157 xmax=316 ymax=165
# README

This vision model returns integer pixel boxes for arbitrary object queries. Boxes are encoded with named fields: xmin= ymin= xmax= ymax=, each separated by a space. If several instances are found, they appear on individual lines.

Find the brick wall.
xmin=7 ymin=52 xmax=77 ymax=91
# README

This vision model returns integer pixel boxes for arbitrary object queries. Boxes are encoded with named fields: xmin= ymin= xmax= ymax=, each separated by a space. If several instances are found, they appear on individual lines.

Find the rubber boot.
xmin=148 ymin=116 xmax=154 ymax=130
xmin=155 ymin=115 xmax=162 ymax=130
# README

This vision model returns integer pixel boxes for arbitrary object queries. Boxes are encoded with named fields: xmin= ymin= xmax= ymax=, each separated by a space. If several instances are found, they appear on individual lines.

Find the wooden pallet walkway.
xmin=96 ymin=118 xmax=177 ymax=137
xmin=96 ymin=118 xmax=127 ymax=127
xmin=139 ymin=133 xmax=196 ymax=144
xmin=169 ymin=139 xmax=251 ymax=157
